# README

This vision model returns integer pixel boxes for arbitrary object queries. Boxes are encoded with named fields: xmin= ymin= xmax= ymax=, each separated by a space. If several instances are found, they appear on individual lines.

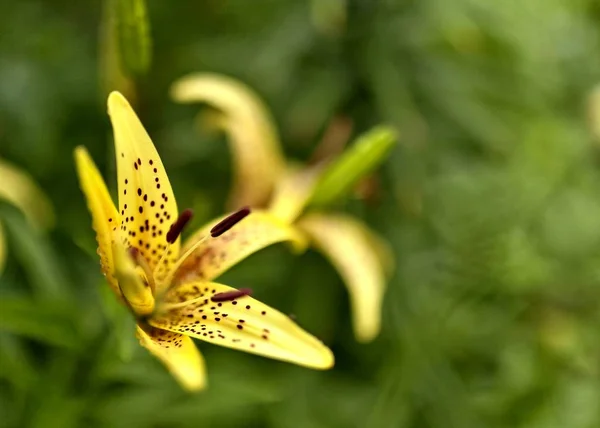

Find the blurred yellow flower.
xmin=74 ymin=92 xmax=334 ymax=391
xmin=171 ymin=74 xmax=394 ymax=343
xmin=0 ymin=159 xmax=54 ymax=273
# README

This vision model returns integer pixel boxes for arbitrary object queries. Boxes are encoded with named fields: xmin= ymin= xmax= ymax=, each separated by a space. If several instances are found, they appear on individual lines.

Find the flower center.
xmin=128 ymin=206 xmax=252 ymax=293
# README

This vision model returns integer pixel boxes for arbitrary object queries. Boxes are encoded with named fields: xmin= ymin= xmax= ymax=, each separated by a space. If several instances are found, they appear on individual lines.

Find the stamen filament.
xmin=153 ymin=242 xmax=172 ymax=278
xmin=156 ymin=287 xmax=253 ymax=315
xmin=155 ymin=206 xmax=253 ymax=298
xmin=158 ymin=234 xmax=210 ymax=289
xmin=153 ymin=209 xmax=195 ymax=280
xmin=128 ymin=247 xmax=156 ymax=294
xmin=156 ymin=293 xmax=208 ymax=313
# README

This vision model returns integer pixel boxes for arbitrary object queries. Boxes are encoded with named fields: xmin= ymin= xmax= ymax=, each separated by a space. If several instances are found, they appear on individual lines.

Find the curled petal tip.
xmin=355 ymin=327 xmax=380 ymax=344
xmin=74 ymin=145 xmax=87 ymax=158
xmin=107 ymin=91 xmax=130 ymax=113
xmin=310 ymin=346 xmax=335 ymax=370
xmin=182 ymin=375 xmax=208 ymax=392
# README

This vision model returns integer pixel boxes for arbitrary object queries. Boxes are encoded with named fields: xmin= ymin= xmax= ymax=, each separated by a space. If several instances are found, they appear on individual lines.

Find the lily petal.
xmin=107 ymin=91 xmax=180 ymax=281
xmin=74 ymin=147 xmax=121 ymax=297
xmin=174 ymin=210 xmax=307 ymax=284
xmin=268 ymin=164 xmax=324 ymax=224
xmin=151 ymin=282 xmax=334 ymax=370
xmin=297 ymin=213 xmax=393 ymax=343
xmin=171 ymin=73 xmax=285 ymax=208
xmin=136 ymin=324 xmax=207 ymax=391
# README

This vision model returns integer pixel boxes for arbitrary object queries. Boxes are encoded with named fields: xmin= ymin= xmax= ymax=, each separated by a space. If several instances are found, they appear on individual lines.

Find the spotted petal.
xmin=150 ymin=282 xmax=334 ymax=370
xmin=173 ymin=210 xmax=307 ymax=285
xmin=74 ymin=147 xmax=121 ymax=297
xmin=298 ymin=213 xmax=393 ymax=342
xmin=108 ymin=91 xmax=179 ymax=280
xmin=171 ymin=73 xmax=285 ymax=208
xmin=136 ymin=324 xmax=207 ymax=391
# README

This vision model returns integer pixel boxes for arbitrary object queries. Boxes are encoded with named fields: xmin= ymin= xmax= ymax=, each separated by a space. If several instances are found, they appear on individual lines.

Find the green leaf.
xmin=112 ymin=0 xmax=152 ymax=76
xmin=0 ymin=334 xmax=37 ymax=390
xmin=0 ymin=296 xmax=82 ymax=350
xmin=0 ymin=203 xmax=69 ymax=299
xmin=309 ymin=126 xmax=397 ymax=207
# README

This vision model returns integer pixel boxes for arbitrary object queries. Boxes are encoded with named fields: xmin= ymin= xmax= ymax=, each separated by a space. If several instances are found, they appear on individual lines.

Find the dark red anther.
xmin=210 ymin=207 xmax=251 ymax=237
xmin=166 ymin=209 xmax=194 ymax=244
xmin=128 ymin=246 xmax=140 ymax=260
xmin=211 ymin=288 xmax=253 ymax=302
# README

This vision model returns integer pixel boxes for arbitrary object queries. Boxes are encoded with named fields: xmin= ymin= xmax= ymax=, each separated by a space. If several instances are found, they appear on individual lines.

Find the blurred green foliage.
xmin=112 ymin=0 xmax=152 ymax=77
xmin=309 ymin=125 xmax=397 ymax=207
xmin=2 ymin=0 xmax=600 ymax=427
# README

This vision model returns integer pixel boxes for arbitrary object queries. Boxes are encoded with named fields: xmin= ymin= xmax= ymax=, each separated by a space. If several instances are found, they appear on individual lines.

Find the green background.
xmin=2 ymin=0 xmax=600 ymax=427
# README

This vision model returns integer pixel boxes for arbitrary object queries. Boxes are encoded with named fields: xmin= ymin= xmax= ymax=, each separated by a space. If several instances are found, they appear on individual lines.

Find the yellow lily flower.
xmin=74 ymin=91 xmax=334 ymax=391
xmin=0 ymin=159 xmax=54 ymax=273
xmin=171 ymin=74 xmax=394 ymax=343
